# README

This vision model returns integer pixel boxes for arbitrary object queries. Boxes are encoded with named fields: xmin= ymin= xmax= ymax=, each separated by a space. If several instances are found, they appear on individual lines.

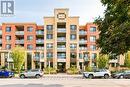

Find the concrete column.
xmin=31 ymin=52 xmax=35 ymax=69
xmin=1 ymin=53 xmax=5 ymax=67
xmin=24 ymin=52 xmax=27 ymax=70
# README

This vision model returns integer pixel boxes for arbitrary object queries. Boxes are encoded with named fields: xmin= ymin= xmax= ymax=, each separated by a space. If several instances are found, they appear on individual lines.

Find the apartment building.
xmin=0 ymin=8 xmax=99 ymax=72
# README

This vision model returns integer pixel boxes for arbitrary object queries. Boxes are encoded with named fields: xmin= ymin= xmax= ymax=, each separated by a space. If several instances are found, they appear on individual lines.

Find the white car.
xmin=20 ymin=69 xmax=43 ymax=78
xmin=83 ymin=69 xmax=111 ymax=79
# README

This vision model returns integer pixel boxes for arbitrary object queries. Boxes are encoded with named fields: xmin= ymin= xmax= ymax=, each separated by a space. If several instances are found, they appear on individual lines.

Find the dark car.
xmin=0 ymin=70 xmax=14 ymax=78
xmin=112 ymin=70 xmax=130 ymax=79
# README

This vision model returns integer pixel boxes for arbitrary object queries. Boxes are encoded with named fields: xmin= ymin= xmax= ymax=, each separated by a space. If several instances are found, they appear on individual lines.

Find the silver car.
xmin=20 ymin=69 xmax=43 ymax=78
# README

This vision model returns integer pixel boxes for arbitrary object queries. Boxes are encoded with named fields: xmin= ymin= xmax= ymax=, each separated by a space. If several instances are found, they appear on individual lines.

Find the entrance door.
xmin=57 ymin=62 xmax=66 ymax=73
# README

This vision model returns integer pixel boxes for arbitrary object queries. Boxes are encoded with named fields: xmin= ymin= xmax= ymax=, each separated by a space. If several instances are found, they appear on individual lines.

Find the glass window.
xmin=90 ymin=36 xmax=96 ymax=42
xmin=46 ymin=43 xmax=53 ymax=48
xmin=6 ymin=35 xmax=11 ymax=40
xmin=27 ymin=35 xmax=33 ymax=41
xmin=70 ymin=25 xmax=77 ymax=30
xmin=91 ymin=53 xmax=97 ymax=59
xmin=27 ymin=26 xmax=33 ymax=32
xmin=6 ymin=44 xmax=11 ymax=49
xmin=70 ymin=44 xmax=76 ymax=48
xmin=90 ymin=45 xmax=96 ymax=51
xmin=47 ymin=34 xmax=53 ymax=39
xmin=6 ymin=27 xmax=11 ymax=32
xmin=70 ymin=34 xmax=76 ymax=40
xmin=47 ymin=52 xmax=53 ymax=58
xmin=27 ymin=44 xmax=33 ymax=50
xmin=90 ymin=27 xmax=96 ymax=32
xmin=47 ymin=25 xmax=53 ymax=30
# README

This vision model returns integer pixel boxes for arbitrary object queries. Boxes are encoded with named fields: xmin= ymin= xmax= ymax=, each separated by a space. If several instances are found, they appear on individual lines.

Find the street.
xmin=0 ymin=75 xmax=130 ymax=87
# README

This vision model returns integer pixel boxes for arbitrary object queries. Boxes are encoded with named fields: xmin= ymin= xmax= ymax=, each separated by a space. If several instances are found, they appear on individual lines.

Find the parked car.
xmin=83 ymin=69 xmax=111 ymax=79
xmin=0 ymin=69 xmax=14 ymax=78
xmin=111 ymin=70 xmax=130 ymax=79
xmin=20 ymin=69 xmax=43 ymax=78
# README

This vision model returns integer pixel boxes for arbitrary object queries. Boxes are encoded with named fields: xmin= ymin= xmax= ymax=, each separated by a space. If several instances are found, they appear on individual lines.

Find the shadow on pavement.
xmin=0 ymin=84 xmax=64 ymax=87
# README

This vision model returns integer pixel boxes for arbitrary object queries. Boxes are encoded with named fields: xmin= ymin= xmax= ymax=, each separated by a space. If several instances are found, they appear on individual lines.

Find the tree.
xmin=95 ymin=0 xmax=130 ymax=56
xmin=11 ymin=46 xmax=26 ymax=74
xmin=124 ymin=51 xmax=130 ymax=68
xmin=97 ymin=54 xmax=109 ymax=69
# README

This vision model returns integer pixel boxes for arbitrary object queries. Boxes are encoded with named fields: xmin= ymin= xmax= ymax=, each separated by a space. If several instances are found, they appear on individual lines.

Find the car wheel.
xmin=88 ymin=74 xmax=93 ymax=79
xmin=35 ymin=74 xmax=41 ymax=78
xmin=104 ymin=74 xmax=109 ymax=79
xmin=20 ymin=75 xmax=25 ymax=79
xmin=119 ymin=75 xmax=124 ymax=79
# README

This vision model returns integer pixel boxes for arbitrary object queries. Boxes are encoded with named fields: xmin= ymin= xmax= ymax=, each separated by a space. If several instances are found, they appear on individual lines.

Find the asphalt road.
xmin=0 ymin=76 xmax=130 ymax=87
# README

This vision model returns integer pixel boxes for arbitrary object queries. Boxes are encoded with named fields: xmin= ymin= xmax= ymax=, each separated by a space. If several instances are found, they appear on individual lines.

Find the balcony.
xmin=15 ymin=40 xmax=24 ymax=44
xmin=57 ymin=47 xmax=66 ymax=52
xmin=15 ymin=31 xmax=24 ymax=35
xmin=57 ymin=56 xmax=66 ymax=59
xmin=36 ymin=39 xmax=44 ymax=44
xmin=57 ymin=28 xmax=66 ymax=33
xmin=36 ymin=31 xmax=44 ymax=35
xmin=79 ymin=47 xmax=87 ymax=50
xmin=79 ymin=31 xmax=87 ymax=35
xmin=79 ymin=40 xmax=87 ymax=44
xmin=57 ymin=37 xmax=66 ymax=42
xmin=36 ymin=47 xmax=44 ymax=50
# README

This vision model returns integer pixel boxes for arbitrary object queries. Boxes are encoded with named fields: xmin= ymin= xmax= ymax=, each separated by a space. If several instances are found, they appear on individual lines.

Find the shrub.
xmin=43 ymin=67 xmax=57 ymax=74
xmin=85 ymin=66 xmax=92 ymax=72
xmin=67 ymin=65 xmax=79 ymax=74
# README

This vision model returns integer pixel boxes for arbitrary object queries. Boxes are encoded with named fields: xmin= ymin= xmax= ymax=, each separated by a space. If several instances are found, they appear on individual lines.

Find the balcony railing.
xmin=79 ymin=47 xmax=87 ymax=50
xmin=57 ymin=38 xmax=66 ymax=42
xmin=79 ymin=40 xmax=87 ymax=44
xmin=79 ymin=31 xmax=87 ymax=35
xmin=57 ymin=28 xmax=66 ymax=33
xmin=36 ymin=47 xmax=44 ymax=50
xmin=15 ymin=40 xmax=24 ymax=44
xmin=36 ymin=40 xmax=44 ymax=44
xmin=57 ymin=47 xmax=66 ymax=51
xmin=36 ymin=31 xmax=44 ymax=35
xmin=57 ymin=56 xmax=66 ymax=59
xmin=15 ymin=31 xmax=24 ymax=35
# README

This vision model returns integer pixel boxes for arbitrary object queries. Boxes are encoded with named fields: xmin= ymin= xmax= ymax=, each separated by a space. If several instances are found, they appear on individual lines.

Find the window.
xmin=91 ymin=53 xmax=97 ymax=59
xmin=6 ymin=35 xmax=11 ymax=40
xmin=47 ymin=25 xmax=53 ymax=30
xmin=70 ymin=25 xmax=77 ymax=30
xmin=70 ymin=44 xmax=76 ymax=49
xmin=46 ymin=43 xmax=53 ymax=49
xmin=27 ymin=26 xmax=33 ymax=32
xmin=79 ymin=53 xmax=82 ymax=59
xmin=47 ymin=34 xmax=53 ymax=39
xmin=90 ymin=27 xmax=96 ymax=32
xmin=57 ymin=53 xmax=66 ymax=59
xmin=27 ymin=35 xmax=33 ymax=41
xmin=90 ymin=36 xmax=96 ymax=42
xmin=6 ymin=44 xmax=11 ymax=49
xmin=6 ymin=27 xmax=11 ymax=32
xmin=90 ymin=45 xmax=96 ymax=51
xmin=27 ymin=44 xmax=33 ymax=50
xmin=70 ymin=34 xmax=76 ymax=40
xmin=47 ymin=52 xmax=53 ymax=58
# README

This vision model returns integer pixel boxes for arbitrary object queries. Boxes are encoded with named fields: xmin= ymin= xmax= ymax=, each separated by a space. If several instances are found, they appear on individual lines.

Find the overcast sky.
xmin=0 ymin=0 xmax=105 ymax=25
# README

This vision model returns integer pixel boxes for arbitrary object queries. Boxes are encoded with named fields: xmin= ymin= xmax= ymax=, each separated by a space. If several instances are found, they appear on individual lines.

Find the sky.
xmin=0 ymin=0 xmax=105 ymax=25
